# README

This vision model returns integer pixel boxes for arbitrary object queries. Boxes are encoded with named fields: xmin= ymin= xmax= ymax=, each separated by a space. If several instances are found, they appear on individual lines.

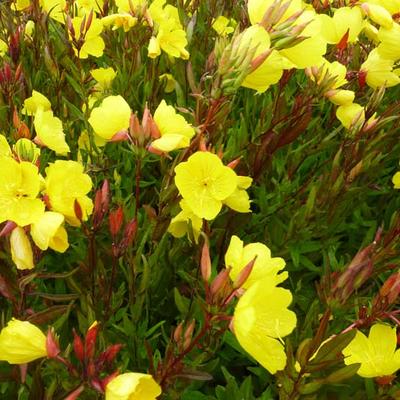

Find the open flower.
xmin=223 ymin=176 xmax=252 ymax=213
xmin=225 ymin=235 xmax=287 ymax=289
xmin=70 ymin=16 xmax=105 ymax=59
xmin=88 ymin=95 xmax=131 ymax=140
xmin=22 ymin=90 xmax=52 ymax=116
xmin=168 ymin=199 xmax=202 ymax=242
xmin=233 ymin=278 xmax=297 ymax=374
xmin=0 ymin=157 xmax=44 ymax=226
xmin=174 ymin=152 xmax=238 ymax=220
xmin=90 ymin=67 xmax=116 ymax=90
xmin=105 ymin=372 xmax=162 ymax=400
xmin=30 ymin=212 xmax=69 ymax=253
xmin=343 ymin=323 xmax=400 ymax=378
xmin=151 ymin=100 xmax=195 ymax=152
xmin=34 ymin=108 xmax=70 ymax=155
xmin=44 ymin=160 xmax=93 ymax=226
xmin=0 ymin=319 xmax=47 ymax=364
xmin=102 ymin=13 xmax=137 ymax=32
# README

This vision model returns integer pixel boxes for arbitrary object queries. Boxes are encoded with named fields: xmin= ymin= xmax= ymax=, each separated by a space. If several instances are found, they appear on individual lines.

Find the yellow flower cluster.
xmin=0 ymin=135 xmax=92 ymax=270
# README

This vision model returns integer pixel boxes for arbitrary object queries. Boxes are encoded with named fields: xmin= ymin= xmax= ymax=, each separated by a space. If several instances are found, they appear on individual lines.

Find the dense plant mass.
xmin=1 ymin=0 xmax=400 ymax=398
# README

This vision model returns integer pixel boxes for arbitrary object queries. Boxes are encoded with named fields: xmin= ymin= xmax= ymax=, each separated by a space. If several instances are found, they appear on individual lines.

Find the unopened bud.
xmin=74 ymin=199 xmax=83 ymax=223
xmin=227 ymin=157 xmax=241 ymax=170
xmin=173 ymin=322 xmax=184 ymax=343
xmin=201 ymin=241 xmax=212 ymax=282
xmin=119 ymin=218 xmax=138 ymax=253
xmin=110 ymin=130 xmax=129 ymax=142
xmin=64 ymin=385 xmax=85 ymax=400
xmin=210 ymin=268 xmax=231 ymax=297
xmin=109 ymin=206 xmax=124 ymax=237
xmin=85 ymin=321 xmax=99 ymax=360
xmin=233 ymin=257 xmax=256 ymax=289
xmin=46 ymin=328 xmax=60 ymax=358
xmin=98 ymin=344 xmax=123 ymax=364
xmin=73 ymin=329 xmax=85 ymax=362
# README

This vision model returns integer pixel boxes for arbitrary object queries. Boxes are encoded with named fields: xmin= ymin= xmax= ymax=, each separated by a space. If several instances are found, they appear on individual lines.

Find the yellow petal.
xmin=34 ymin=109 xmax=70 ymax=155
xmin=88 ymin=95 xmax=131 ymax=140
xmin=105 ymin=372 xmax=162 ymax=400
xmin=31 ymin=211 xmax=69 ymax=252
xmin=0 ymin=319 xmax=47 ymax=364
xmin=10 ymin=227 xmax=34 ymax=270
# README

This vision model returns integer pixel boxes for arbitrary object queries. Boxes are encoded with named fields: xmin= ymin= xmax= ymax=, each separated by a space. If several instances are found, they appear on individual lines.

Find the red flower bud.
xmin=73 ymin=329 xmax=85 ymax=362
xmin=65 ymin=385 xmax=85 ymax=400
xmin=200 ymin=241 xmax=211 ymax=282
xmin=46 ymin=328 xmax=60 ymax=358
xmin=85 ymin=322 xmax=99 ymax=360
xmin=97 ymin=343 xmax=123 ymax=365
xmin=74 ymin=199 xmax=83 ymax=223
xmin=109 ymin=206 xmax=124 ymax=237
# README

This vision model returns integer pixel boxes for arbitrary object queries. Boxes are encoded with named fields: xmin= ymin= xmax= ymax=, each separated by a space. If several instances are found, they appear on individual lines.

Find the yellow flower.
xmin=336 ymin=103 xmax=365 ymax=129
xmin=22 ymin=90 xmax=52 ymax=116
xmin=319 ymin=7 xmax=363 ymax=44
xmin=0 ymin=157 xmax=44 ymax=226
xmin=44 ymin=160 xmax=93 ymax=226
xmin=168 ymin=199 xmax=202 ymax=242
xmin=377 ymin=22 xmax=400 ymax=61
xmin=361 ymin=0 xmax=400 ymax=15
xmin=105 ymin=372 xmax=162 ymax=400
xmin=10 ymin=227 xmax=34 ymax=270
xmin=102 ymin=13 xmax=137 ymax=32
xmin=151 ymin=100 xmax=195 ymax=152
xmin=0 ymin=319 xmax=47 ymax=364
xmin=90 ymin=67 xmax=116 ymax=90
xmin=147 ymin=1 xmax=189 ymax=59
xmin=13 ymin=0 xmax=30 ymax=10
xmin=343 ymin=323 xmax=400 ymax=378
xmin=326 ymin=89 xmax=355 ymax=106
xmin=223 ymin=176 xmax=252 ymax=213
xmin=225 ymin=235 xmax=287 ymax=289
xmin=392 ymin=171 xmax=400 ymax=188
xmin=70 ymin=16 xmax=105 ymax=59
xmin=279 ymin=11 xmax=327 ymax=69
xmin=362 ymin=3 xmax=393 ymax=29
xmin=152 ymin=21 xmax=189 ymax=60
xmin=234 ymin=278 xmax=297 ymax=374
xmin=360 ymin=49 xmax=400 ymax=89
xmin=115 ymin=0 xmax=144 ymax=13
xmin=174 ymin=152 xmax=238 ymax=220
xmin=88 ymin=95 xmax=131 ymax=140
xmin=239 ymin=26 xmax=290 ymax=93
xmin=40 ymin=0 xmax=66 ymax=23
xmin=0 ymin=39 xmax=7 ymax=57
xmin=159 ymin=73 xmax=176 ymax=93
xmin=34 ymin=109 xmax=70 ymax=155
xmin=148 ymin=36 xmax=161 ymax=58
xmin=0 ymin=135 xmax=11 ymax=157
xmin=75 ymin=0 xmax=104 ymax=14
xmin=212 ymin=16 xmax=235 ymax=36
xmin=31 ymin=212 xmax=69 ymax=253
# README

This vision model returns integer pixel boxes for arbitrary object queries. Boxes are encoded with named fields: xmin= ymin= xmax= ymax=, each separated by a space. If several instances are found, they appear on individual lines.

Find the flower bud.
xmin=46 ymin=328 xmax=60 ymax=358
xmin=200 ymin=241 xmax=212 ymax=282
xmin=0 ymin=319 xmax=47 ymax=364
xmin=73 ymin=329 xmax=85 ymax=362
xmin=10 ymin=226 xmax=34 ymax=270
xmin=85 ymin=321 xmax=99 ymax=360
